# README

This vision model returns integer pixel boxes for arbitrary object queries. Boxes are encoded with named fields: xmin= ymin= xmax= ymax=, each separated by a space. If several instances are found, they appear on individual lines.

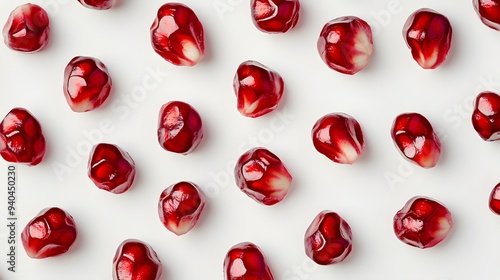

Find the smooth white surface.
xmin=0 ymin=0 xmax=500 ymax=279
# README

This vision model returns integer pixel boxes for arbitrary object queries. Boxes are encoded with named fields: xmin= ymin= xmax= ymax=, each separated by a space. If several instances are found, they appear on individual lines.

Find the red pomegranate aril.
xmin=472 ymin=91 xmax=500 ymax=141
xmin=88 ymin=143 xmax=136 ymax=194
xmin=403 ymin=8 xmax=452 ymax=69
xmin=317 ymin=16 xmax=373 ymax=75
xmin=157 ymin=101 xmax=203 ymax=154
xmin=234 ymin=147 xmax=292 ymax=206
xmin=304 ymin=211 xmax=352 ymax=265
xmin=233 ymin=60 xmax=284 ymax=118
xmin=489 ymin=183 xmax=500 ymax=215
xmin=0 ymin=107 xmax=45 ymax=166
xmin=311 ymin=113 xmax=364 ymax=164
xmin=391 ymin=112 xmax=441 ymax=168
xmin=63 ymin=56 xmax=112 ymax=112
xmin=113 ymin=239 xmax=162 ymax=280
xmin=77 ymin=0 xmax=116 ymax=10
xmin=158 ymin=181 xmax=206 ymax=235
xmin=473 ymin=0 xmax=500 ymax=30
xmin=224 ymin=242 xmax=274 ymax=280
xmin=150 ymin=3 xmax=205 ymax=66
xmin=251 ymin=0 xmax=300 ymax=33
xmin=394 ymin=196 xmax=453 ymax=249
xmin=21 ymin=207 xmax=77 ymax=259
xmin=2 ymin=3 xmax=50 ymax=53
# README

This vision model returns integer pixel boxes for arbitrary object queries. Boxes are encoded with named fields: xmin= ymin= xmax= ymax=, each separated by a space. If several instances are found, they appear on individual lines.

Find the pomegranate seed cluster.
xmin=3 ymin=0 xmax=500 ymax=278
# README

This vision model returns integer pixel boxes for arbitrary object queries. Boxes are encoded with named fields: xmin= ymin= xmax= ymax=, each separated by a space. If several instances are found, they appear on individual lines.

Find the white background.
xmin=0 ymin=0 xmax=499 ymax=279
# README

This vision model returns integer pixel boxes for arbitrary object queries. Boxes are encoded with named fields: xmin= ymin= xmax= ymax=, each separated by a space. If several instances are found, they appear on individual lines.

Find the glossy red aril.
xmin=473 ymin=0 xmax=500 ymax=30
xmin=2 ymin=3 xmax=50 ymax=52
xmin=77 ymin=0 xmax=116 ymax=10
xmin=157 ymin=101 xmax=203 ymax=154
xmin=0 ymin=108 xmax=45 ymax=166
xmin=312 ymin=113 xmax=364 ymax=164
xmin=224 ymin=242 xmax=274 ymax=280
xmin=394 ymin=196 xmax=453 ymax=249
xmin=391 ymin=113 xmax=441 ymax=168
xmin=403 ymin=8 xmax=452 ymax=69
xmin=150 ymin=3 xmax=205 ymax=66
xmin=21 ymin=207 xmax=77 ymax=259
xmin=63 ymin=56 xmax=112 ymax=112
xmin=234 ymin=147 xmax=292 ymax=206
xmin=471 ymin=91 xmax=500 ymax=141
xmin=251 ymin=0 xmax=300 ymax=33
xmin=304 ymin=211 xmax=352 ymax=265
xmin=88 ymin=143 xmax=136 ymax=194
xmin=233 ymin=60 xmax=284 ymax=118
xmin=158 ymin=181 xmax=206 ymax=235
xmin=113 ymin=239 xmax=162 ymax=280
xmin=489 ymin=183 xmax=500 ymax=215
xmin=317 ymin=16 xmax=373 ymax=75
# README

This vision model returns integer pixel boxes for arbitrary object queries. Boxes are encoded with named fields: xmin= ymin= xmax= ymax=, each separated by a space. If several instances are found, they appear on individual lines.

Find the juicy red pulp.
xmin=0 ymin=107 xmax=46 ymax=166
xmin=393 ymin=196 xmax=453 ymax=249
xmin=2 ymin=3 xmax=50 ymax=52
xmin=473 ymin=0 xmax=500 ymax=30
xmin=158 ymin=181 xmax=206 ymax=235
xmin=157 ymin=101 xmax=204 ymax=154
xmin=150 ymin=3 xmax=205 ymax=66
xmin=304 ymin=211 xmax=352 ymax=265
xmin=234 ymin=147 xmax=292 ymax=205
xmin=21 ymin=207 xmax=77 ymax=259
xmin=312 ymin=113 xmax=365 ymax=164
xmin=77 ymin=0 xmax=116 ymax=10
xmin=113 ymin=239 xmax=162 ymax=280
xmin=391 ymin=112 xmax=441 ymax=168
xmin=489 ymin=183 xmax=500 ymax=215
xmin=63 ymin=56 xmax=112 ymax=113
xmin=403 ymin=8 xmax=452 ymax=69
xmin=251 ymin=0 xmax=300 ymax=33
xmin=472 ymin=91 xmax=500 ymax=141
xmin=317 ymin=16 xmax=373 ymax=75
xmin=224 ymin=242 xmax=274 ymax=280
xmin=88 ymin=143 xmax=136 ymax=194
xmin=233 ymin=60 xmax=285 ymax=118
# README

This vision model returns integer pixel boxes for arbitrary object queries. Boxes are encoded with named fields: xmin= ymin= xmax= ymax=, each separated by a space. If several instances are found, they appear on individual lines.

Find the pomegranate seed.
xmin=88 ymin=143 xmax=136 ymax=194
xmin=304 ymin=211 xmax=352 ymax=265
xmin=2 ymin=3 xmax=50 ymax=53
xmin=112 ymin=239 xmax=162 ymax=280
xmin=234 ymin=147 xmax=292 ymax=206
xmin=311 ymin=113 xmax=365 ymax=164
xmin=21 ymin=207 xmax=77 ymax=259
xmin=77 ymin=0 xmax=116 ymax=10
xmin=223 ymin=242 xmax=274 ymax=280
xmin=489 ymin=183 xmax=500 ymax=215
xmin=233 ymin=60 xmax=284 ymax=118
xmin=394 ymin=196 xmax=453 ymax=249
xmin=157 ymin=101 xmax=203 ymax=155
xmin=403 ymin=8 xmax=452 ymax=69
xmin=391 ymin=112 xmax=441 ymax=168
xmin=150 ymin=3 xmax=205 ymax=66
xmin=474 ymin=0 xmax=500 ymax=30
xmin=0 ymin=107 xmax=46 ymax=166
xmin=317 ymin=16 xmax=373 ymax=75
xmin=250 ymin=0 xmax=300 ymax=33
xmin=158 ymin=181 xmax=206 ymax=235
xmin=63 ymin=56 xmax=112 ymax=113
xmin=472 ymin=91 xmax=500 ymax=141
